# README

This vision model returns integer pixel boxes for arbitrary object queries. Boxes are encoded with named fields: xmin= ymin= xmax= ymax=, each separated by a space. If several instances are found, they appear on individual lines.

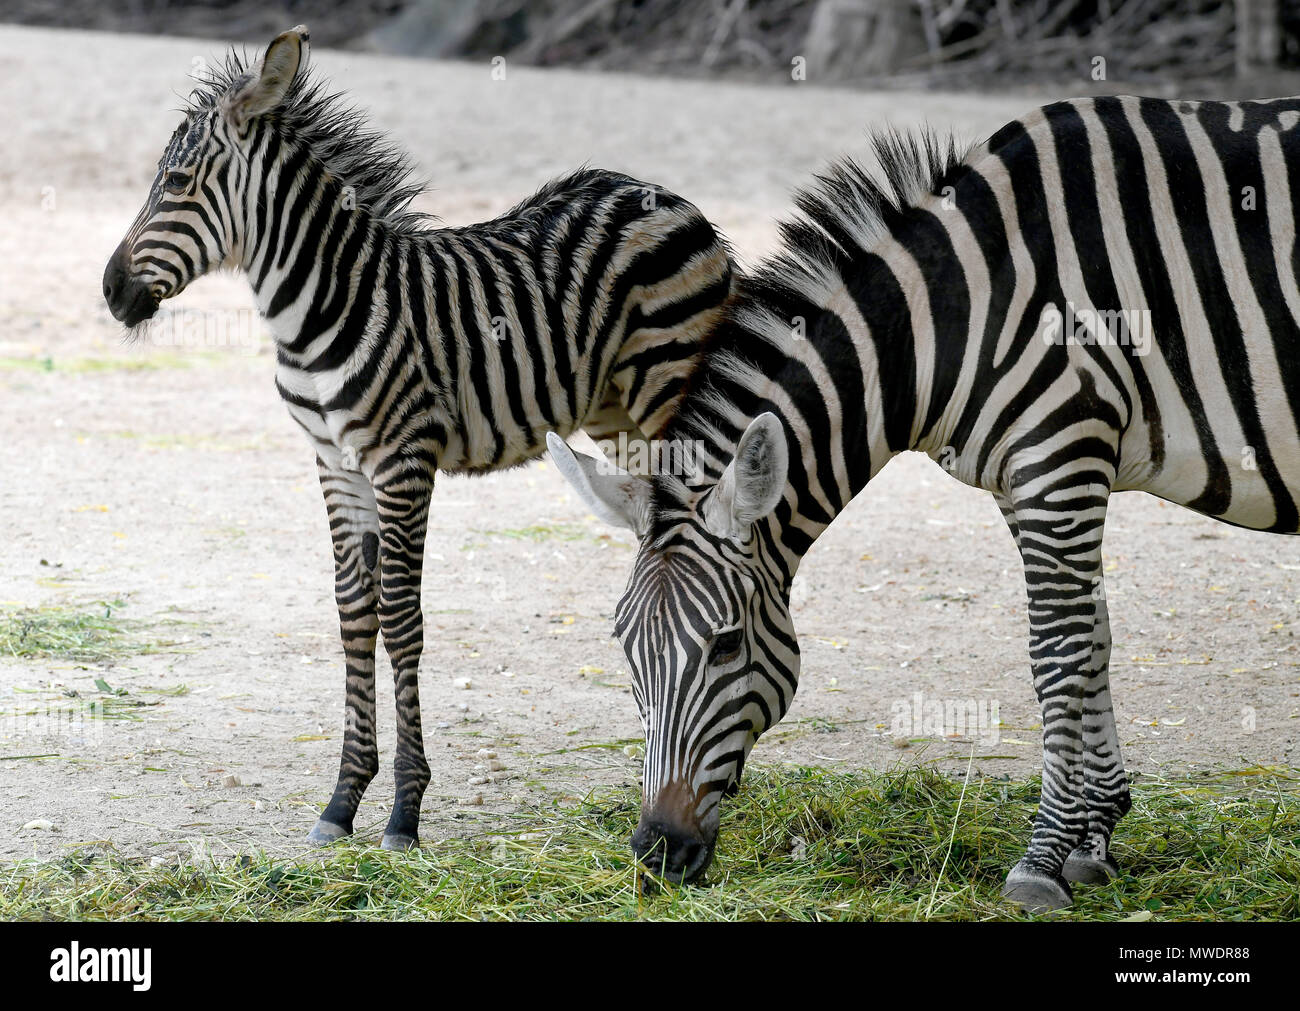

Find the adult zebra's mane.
xmin=187 ymin=50 xmax=430 ymax=233
xmin=651 ymin=127 xmax=973 ymax=524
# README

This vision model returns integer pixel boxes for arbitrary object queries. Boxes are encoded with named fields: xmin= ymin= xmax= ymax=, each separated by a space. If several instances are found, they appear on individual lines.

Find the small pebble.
xmin=22 ymin=819 xmax=54 ymax=831
xmin=253 ymin=800 xmax=265 ymax=812
xmin=468 ymin=775 xmax=490 ymax=786
xmin=221 ymin=774 xmax=242 ymax=788
xmin=487 ymin=759 xmax=506 ymax=772
xmin=453 ymin=677 xmax=472 ymax=690
xmin=477 ymin=749 xmax=497 ymax=759
xmin=458 ymin=794 xmax=483 ymax=806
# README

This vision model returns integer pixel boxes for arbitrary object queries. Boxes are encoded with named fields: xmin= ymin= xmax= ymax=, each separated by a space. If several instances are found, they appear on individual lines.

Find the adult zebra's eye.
xmin=164 ymin=170 xmax=190 ymax=193
xmin=708 ymin=629 xmax=744 ymax=667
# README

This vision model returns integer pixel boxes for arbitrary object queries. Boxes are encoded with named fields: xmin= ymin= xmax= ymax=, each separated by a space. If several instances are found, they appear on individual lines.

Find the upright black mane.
xmin=650 ymin=127 xmax=973 ymax=522
xmin=186 ymin=49 xmax=430 ymax=233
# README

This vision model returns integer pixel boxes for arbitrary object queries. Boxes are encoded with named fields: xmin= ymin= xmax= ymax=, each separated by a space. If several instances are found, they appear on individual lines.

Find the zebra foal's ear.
xmin=221 ymin=24 xmax=310 ymax=130
xmin=704 ymin=412 xmax=788 ymax=540
xmin=546 ymin=432 xmax=651 ymax=538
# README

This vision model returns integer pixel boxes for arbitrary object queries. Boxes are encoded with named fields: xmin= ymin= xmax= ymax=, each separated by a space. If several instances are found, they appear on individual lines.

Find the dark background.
xmin=4 ymin=0 xmax=1300 ymax=92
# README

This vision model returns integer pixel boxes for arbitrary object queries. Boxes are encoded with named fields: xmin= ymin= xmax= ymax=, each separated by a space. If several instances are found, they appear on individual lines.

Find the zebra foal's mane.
xmin=186 ymin=48 xmax=431 ymax=233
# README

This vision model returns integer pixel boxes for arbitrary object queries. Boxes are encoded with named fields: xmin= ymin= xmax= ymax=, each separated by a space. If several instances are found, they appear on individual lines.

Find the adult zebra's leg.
xmin=1062 ymin=592 xmax=1130 ymax=884
xmin=1000 ymin=473 xmax=1113 ymax=911
xmin=374 ymin=470 xmax=434 ymax=850
xmin=994 ymin=493 xmax=1130 ymax=888
xmin=308 ymin=459 xmax=382 ymax=845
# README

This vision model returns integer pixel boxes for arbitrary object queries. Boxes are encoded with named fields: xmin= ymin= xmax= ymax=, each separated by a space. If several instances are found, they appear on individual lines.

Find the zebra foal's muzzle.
xmin=102 ymin=243 xmax=160 ymax=327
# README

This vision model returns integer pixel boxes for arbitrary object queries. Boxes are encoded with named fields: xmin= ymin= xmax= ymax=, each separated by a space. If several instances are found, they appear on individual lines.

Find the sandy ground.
xmin=1 ymin=25 xmax=1297 ymax=864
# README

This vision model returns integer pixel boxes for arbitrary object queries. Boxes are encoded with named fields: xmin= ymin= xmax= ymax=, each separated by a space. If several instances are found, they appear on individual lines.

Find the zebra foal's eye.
xmin=708 ymin=629 xmax=744 ymax=666
xmin=164 ymin=170 xmax=190 ymax=193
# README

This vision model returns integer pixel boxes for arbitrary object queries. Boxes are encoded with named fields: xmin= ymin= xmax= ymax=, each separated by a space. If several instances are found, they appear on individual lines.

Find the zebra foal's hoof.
xmin=380 ymin=832 xmax=419 ymax=851
xmin=306 ymin=819 xmax=351 ymax=846
xmin=1063 ymin=848 xmax=1120 ymax=884
xmin=1002 ymin=861 xmax=1072 ymax=911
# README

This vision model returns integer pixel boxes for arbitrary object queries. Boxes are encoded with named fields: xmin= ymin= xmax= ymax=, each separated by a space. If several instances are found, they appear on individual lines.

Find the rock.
xmin=477 ymin=748 xmax=497 ymax=759
xmin=21 ymin=819 xmax=54 ymax=831
xmin=487 ymin=759 xmax=506 ymax=772
xmin=458 ymin=794 xmax=483 ymax=806
xmin=221 ymin=774 xmax=242 ymax=788
xmin=453 ymin=677 xmax=472 ymax=690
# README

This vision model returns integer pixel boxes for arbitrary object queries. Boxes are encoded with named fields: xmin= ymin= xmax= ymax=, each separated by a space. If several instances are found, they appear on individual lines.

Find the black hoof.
xmin=306 ymin=819 xmax=351 ymax=846
xmin=1002 ymin=861 xmax=1073 ymax=911
xmin=1063 ymin=848 xmax=1119 ymax=884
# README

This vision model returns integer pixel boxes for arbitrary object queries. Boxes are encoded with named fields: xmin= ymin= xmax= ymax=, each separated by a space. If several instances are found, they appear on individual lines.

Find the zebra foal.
xmin=102 ymin=26 xmax=734 ymax=849
xmin=551 ymin=96 xmax=1300 ymax=909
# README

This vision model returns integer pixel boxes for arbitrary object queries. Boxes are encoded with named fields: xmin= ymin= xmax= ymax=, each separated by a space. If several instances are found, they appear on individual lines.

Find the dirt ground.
xmin=1 ymin=26 xmax=1297 ymax=864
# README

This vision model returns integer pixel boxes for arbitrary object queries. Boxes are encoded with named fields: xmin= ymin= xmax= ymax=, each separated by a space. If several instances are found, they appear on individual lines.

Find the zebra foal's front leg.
xmin=373 ymin=467 xmax=435 ymax=850
xmin=999 ymin=473 xmax=1122 ymax=911
xmin=308 ymin=458 xmax=382 ymax=844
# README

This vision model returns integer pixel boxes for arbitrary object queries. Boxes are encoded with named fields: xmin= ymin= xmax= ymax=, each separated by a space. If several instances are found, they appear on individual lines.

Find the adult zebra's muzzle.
xmin=102 ymin=245 xmax=160 ymax=327
xmin=631 ymin=779 xmax=719 ymax=884
xmin=632 ymin=816 xmax=715 ymax=884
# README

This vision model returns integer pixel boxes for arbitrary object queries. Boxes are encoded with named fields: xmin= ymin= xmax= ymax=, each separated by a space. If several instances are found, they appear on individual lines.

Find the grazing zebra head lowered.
xmin=554 ymin=96 xmax=1300 ymax=905
xmin=105 ymin=26 xmax=735 ymax=851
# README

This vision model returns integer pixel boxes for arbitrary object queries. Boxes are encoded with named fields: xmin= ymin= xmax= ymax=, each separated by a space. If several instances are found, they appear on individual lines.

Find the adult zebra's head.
xmin=548 ymin=414 xmax=798 ymax=883
xmin=102 ymin=26 xmax=310 ymax=328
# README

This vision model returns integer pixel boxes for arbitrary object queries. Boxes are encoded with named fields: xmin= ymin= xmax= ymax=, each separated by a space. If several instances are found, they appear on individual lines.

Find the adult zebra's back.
xmin=551 ymin=95 xmax=1300 ymax=908
xmin=102 ymin=26 xmax=734 ymax=849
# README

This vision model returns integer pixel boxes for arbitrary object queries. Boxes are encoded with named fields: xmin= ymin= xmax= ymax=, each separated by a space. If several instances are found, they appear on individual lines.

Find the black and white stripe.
xmin=552 ymin=95 xmax=1300 ymax=904
xmin=103 ymin=26 xmax=734 ymax=849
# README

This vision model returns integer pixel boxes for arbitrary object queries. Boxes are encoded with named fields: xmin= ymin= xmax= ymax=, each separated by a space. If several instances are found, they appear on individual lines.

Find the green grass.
xmin=3 ymin=765 xmax=1296 ymax=921
xmin=0 ymin=600 xmax=143 ymax=664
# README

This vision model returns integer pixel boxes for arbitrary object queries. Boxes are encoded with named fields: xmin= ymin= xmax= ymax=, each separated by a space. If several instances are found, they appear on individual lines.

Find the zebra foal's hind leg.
xmin=998 ymin=469 xmax=1116 ymax=911
xmin=309 ymin=459 xmax=382 ymax=845
xmin=373 ymin=468 xmax=435 ymax=850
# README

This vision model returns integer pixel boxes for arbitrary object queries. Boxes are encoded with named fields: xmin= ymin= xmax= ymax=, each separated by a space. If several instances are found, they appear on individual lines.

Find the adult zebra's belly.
xmin=1136 ymin=428 xmax=1300 ymax=534
xmin=1128 ymin=331 xmax=1300 ymax=533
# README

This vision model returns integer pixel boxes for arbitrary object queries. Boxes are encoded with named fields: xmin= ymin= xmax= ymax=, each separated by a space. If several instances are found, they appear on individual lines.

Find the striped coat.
xmin=103 ymin=26 xmax=734 ymax=849
xmin=551 ymin=95 xmax=1300 ymax=906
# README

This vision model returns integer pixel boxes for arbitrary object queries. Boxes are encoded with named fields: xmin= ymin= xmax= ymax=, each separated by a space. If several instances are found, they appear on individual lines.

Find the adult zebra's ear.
xmin=546 ymin=432 xmax=651 ymax=538
xmin=221 ymin=25 xmax=310 ymax=131
xmin=703 ymin=412 xmax=788 ymax=541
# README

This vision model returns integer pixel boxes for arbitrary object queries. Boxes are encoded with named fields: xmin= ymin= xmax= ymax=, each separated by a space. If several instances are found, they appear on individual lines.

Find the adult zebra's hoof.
xmin=380 ymin=832 xmax=419 ymax=851
xmin=307 ymin=819 xmax=351 ymax=846
xmin=1063 ymin=848 xmax=1120 ymax=884
xmin=1002 ymin=862 xmax=1072 ymax=911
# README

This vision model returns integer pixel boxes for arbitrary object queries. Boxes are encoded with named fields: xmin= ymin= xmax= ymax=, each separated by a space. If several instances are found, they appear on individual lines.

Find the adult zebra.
xmin=102 ymin=26 xmax=734 ymax=850
xmin=550 ymin=96 xmax=1300 ymax=909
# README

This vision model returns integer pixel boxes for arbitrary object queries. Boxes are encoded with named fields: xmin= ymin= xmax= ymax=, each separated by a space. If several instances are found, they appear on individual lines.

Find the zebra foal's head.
xmin=102 ymin=26 xmax=310 ymax=327
xmin=548 ymin=413 xmax=799 ymax=883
